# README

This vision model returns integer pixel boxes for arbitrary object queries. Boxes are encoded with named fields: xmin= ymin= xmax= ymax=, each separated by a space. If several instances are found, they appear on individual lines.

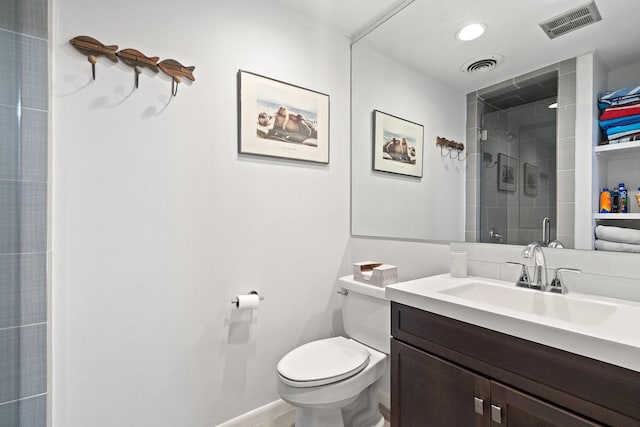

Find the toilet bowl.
xmin=276 ymin=277 xmax=390 ymax=427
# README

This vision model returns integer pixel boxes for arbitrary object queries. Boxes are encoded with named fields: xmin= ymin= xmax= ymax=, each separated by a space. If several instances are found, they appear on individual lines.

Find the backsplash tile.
xmin=452 ymin=242 xmax=640 ymax=302
xmin=0 ymin=324 xmax=46 ymax=404
xmin=0 ymin=30 xmax=47 ymax=111
xmin=0 ymin=394 xmax=46 ymax=427
xmin=0 ymin=253 xmax=47 ymax=328
xmin=0 ymin=181 xmax=47 ymax=254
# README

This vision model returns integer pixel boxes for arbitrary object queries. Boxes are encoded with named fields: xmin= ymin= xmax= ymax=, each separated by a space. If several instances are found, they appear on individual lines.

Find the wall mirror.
xmin=351 ymin=0 xmax=640 ymax=248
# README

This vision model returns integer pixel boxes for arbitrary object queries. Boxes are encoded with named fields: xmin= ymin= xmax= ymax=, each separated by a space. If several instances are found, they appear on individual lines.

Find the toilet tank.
xmin=338 ymin=276 xmax=391 ymax=354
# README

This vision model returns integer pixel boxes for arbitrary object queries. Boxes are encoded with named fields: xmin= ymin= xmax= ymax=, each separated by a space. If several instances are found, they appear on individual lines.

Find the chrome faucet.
xmin=521 ymin=242 xmax=548 ymax=291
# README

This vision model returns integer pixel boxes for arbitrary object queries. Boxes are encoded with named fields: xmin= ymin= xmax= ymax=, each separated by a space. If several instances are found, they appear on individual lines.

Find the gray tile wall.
xmin=465 ymin=59 xmax=577 ymax=248
xmin=0 ymin=0 xmax=48 ymax=425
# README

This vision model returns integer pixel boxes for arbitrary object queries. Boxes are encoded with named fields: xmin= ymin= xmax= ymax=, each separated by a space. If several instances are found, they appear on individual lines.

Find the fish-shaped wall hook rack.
xmin=115 ymin=48 xmax=159 ymax=89
xmin=69 ymin=36 xmax=118 ymax=80
xmin=158 ymin=59 xmax=196 ymax=96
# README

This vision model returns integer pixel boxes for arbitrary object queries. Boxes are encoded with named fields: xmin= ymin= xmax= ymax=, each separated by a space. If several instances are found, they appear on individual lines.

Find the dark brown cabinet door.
xmin=392 ymin=339 xmax=490 ymax=427
xmin=490 ymin=382 xmax=603 ymax=427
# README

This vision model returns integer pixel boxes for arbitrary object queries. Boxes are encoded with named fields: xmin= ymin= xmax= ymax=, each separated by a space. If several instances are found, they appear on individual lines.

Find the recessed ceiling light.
xmin=456 ymin=23 xmax=486 ymax=41
xmin=548 ymin=102 xmax=558 ymax=109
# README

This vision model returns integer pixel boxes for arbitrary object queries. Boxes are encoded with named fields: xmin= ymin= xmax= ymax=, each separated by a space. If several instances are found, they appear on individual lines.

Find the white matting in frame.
xmin=238 ymin=70 xmax=329 ymax=164
xmin=373 ymin=110 xmax=424 ymax=178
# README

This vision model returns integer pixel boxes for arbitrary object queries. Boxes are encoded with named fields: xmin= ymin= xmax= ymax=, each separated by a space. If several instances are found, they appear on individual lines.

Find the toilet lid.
xmin=277 ymin=337 xmax=370 ymax=388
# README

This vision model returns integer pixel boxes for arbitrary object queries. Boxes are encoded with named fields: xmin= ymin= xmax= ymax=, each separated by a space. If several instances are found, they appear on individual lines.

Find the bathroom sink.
xmin=439 ymin=281 xmax=617 ymax=327
xmin=385 ymin=273 xmax=640 ymax=372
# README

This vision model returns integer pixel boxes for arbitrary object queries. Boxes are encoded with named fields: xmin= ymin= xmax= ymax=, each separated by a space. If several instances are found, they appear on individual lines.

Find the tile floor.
xmin=258 ymin=408 xmax=390 ymax=427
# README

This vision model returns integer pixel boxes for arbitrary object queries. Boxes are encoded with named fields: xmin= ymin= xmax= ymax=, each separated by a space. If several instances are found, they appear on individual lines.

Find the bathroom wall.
xmin=351 ymin=44 xmax=466 ymax=241
xmin=52 ymin=1 xmax=351 ymax=426
xmin=0 ymin=0 xmax=49 ymax=425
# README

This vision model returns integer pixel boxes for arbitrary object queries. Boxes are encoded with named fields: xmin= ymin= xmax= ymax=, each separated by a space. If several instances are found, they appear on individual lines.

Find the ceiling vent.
xmin=461 ymin=54 xmax=503 ymax=73
xmin=539 ymin=1 xmax=601 ymax=39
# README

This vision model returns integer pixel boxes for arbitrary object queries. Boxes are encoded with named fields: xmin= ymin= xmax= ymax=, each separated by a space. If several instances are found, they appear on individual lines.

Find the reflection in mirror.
xmin=351 ymin=0 xmax=640 ymax=251
xmin=351 ymin=28 xmax=465 ymax=241
xmin=478 ymin=77 xmax=558 ymax=246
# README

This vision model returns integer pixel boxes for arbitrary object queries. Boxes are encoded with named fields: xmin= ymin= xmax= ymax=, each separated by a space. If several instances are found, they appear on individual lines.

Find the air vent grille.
xmin=467 ymin=59 xmax=497 ymax=73
xmin=461 ymin=54 xmax=504 ymax=74
xmin=539 ymin=1 xmax=601 ymax=39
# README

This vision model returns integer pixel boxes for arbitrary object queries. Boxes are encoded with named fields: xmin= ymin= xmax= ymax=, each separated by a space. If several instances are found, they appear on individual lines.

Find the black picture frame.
xmin=238 ymin=70 xmax=330 ymax=163
xmin=498 ymin=153 xmax=517 ymax=192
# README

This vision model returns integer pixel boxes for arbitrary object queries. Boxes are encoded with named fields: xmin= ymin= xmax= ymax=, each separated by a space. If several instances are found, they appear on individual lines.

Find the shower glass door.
xmin=479 ymin=98 xmax=557 ymax=245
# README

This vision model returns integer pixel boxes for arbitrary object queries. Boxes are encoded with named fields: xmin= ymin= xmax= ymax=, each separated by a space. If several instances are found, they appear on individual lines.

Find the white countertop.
xmin=385 ymin=273 xmax=640 ymax=372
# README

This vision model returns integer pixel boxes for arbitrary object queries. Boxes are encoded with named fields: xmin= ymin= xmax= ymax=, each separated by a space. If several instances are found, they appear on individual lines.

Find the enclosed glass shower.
xmin=479 ymin=97 xmax=558 ymax=245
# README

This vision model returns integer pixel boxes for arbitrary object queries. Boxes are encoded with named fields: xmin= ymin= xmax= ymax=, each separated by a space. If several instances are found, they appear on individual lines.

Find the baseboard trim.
xmin=216 ymin=399 xmax=294 ymax=427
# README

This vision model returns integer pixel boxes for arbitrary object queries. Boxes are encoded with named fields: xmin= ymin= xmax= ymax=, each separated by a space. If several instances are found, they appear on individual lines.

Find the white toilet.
xmin=277 ymin=277 xmax=390 ymax=427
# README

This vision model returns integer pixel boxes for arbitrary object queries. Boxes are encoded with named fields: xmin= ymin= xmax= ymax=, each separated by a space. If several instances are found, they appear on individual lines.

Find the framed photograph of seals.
xmin=373 ymin=110 xmax=424 ymax=178
xmin=238 ymin=70 xmax=329 ymax=164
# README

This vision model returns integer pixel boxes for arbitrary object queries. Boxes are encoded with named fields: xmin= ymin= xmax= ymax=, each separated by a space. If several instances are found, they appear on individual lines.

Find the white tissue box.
xmin=353 ymin=261 xmax=398 ymax=287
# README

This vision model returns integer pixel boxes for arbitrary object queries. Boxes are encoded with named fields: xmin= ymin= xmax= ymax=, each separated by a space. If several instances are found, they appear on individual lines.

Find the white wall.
xmin=51 ymin=1 xmax=351 ymax=426
xmin=351 ymin=44 xmax=466 ymax=241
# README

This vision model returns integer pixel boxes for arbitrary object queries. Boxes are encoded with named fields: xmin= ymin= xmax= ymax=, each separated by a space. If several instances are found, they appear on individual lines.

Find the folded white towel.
xmin=595 ymin=239 xmax=640 ymax=253
xmin=595 ymin=225 xmax=640 ymax=245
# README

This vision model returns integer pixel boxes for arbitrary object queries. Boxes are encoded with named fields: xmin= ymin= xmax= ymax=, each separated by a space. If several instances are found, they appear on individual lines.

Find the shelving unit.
xmin=595 ymin=140 xmax=640 ymax=159
xmin=594 ymin=213 xmax=640 ymax=220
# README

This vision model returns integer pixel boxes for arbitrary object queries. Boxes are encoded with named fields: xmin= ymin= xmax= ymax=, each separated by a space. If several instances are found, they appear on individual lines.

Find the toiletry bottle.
xmin=636 ymin=187 xmax=640 ymax=212
xmin=612 ymin=189 xmax=619 ymax=213
xmin=600 ymin=187 xmax=611 ymax=213
xmin=618 ymin=183 xmax=628 ymax=213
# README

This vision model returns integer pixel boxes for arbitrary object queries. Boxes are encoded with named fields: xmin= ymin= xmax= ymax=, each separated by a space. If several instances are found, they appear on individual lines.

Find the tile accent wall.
xmin=0 ymin=0 xmax=48 ymax=426
xmin=465 ymin=59 xmax=577 ymax=247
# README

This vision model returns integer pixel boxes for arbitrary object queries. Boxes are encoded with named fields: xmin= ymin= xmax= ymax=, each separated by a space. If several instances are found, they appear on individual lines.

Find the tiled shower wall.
xmin=465 ymin=59 xmax=577 ymax=247
xmin=0 ymin=0 xmax=49 ymax=426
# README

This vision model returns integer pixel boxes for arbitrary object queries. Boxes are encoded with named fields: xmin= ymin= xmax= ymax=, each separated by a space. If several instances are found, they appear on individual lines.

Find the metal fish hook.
xmin=89 ymin=56 xmax=97 ymax=80
xmin=134 ymin=66 xmax=141 ymax=89
xmin=171 ymin=79 xmax=179 ymax=97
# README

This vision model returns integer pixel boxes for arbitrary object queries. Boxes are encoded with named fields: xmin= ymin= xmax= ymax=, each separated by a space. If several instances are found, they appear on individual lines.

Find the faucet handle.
xmin=506 ymin=261 xmax=531 ymax=287
xmin=549 ymin=267 xmax=582 ymax=294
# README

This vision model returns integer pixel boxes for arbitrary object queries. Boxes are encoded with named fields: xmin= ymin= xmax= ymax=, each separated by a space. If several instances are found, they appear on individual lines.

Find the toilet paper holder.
xmin=231 ymin=291 xmax=264 ymax=307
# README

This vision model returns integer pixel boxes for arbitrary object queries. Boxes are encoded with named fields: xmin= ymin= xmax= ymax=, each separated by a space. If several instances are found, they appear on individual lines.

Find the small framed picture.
xmin=497 ymin=153 xmax=517 ymax=192
xmin=238 ymin=70 xmax=329 ymax=163
xmin=373 ymin=110 xmax=424 ymax=178
xmin=524 ymin=163 xmax=538 ymax=196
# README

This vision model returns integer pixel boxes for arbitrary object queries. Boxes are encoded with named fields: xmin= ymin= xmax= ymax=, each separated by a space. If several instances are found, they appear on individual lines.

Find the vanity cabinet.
xmin=391 ymin=302 xmax=640 ymax=426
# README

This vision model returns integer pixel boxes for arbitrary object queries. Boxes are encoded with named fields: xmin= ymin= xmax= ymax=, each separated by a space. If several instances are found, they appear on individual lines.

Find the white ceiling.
xmin=275 ymin=0 xmax=640 ymax=93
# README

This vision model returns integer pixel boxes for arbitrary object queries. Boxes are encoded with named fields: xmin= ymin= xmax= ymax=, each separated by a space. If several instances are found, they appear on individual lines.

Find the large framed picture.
xmin=238 ymin=70 xmax=329 ymax=163
xmin=524 ymin=163 xmax=538 ymax=196
xmin=373 ymin=110 xmax=424 ymax=177
xmin=497 ymin=153 xmax=517 ymax=192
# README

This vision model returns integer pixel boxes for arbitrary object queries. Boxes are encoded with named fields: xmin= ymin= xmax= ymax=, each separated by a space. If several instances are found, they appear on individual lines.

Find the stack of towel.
xmin=598 ymin=85 xmax=640 ymax=144
xmin=594 ymin=225 xmax=640 ymax=253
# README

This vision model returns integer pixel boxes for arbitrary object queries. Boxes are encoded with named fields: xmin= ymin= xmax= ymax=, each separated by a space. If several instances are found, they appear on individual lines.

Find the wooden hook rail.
xmin=436 ymin=136 xmax=466 ymax=160
xmin=69 ymin=35 xmax=196 ymax=97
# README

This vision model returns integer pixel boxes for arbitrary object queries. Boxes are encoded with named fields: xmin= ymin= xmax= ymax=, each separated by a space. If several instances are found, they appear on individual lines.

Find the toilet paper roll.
xmin=235 ymin=294 xmax=260 ymax=310
xmin=450 ymin=251 xmax=468 ymax=278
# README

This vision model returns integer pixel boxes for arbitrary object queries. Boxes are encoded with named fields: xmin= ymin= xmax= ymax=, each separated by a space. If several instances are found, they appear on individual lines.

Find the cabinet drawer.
xmin=392 ymin=302 xmax=640 ymax=425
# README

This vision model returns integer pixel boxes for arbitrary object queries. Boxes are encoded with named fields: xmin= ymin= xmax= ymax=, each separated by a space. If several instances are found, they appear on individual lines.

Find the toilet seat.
xmin=277 ymin=337 xmax=370 ymax=388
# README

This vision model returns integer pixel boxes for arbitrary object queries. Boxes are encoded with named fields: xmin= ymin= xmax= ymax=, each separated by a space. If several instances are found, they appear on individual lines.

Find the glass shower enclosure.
xmin=479 ymin=97 xmax=558 ymax=245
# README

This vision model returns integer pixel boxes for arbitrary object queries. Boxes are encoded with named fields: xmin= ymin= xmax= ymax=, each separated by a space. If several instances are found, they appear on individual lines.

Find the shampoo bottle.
xmin=618 ymin=183 xmax=628 ymax=213
xmin=600 ymin=187 xmax=612 ymax=213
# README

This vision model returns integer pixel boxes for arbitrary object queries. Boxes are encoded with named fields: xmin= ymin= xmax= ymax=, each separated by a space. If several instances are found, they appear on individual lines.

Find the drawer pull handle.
xmin=474 ymin=397 xmax=484 ymax=415
xmin=491 ymin=404 xmax=502 ymax=424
